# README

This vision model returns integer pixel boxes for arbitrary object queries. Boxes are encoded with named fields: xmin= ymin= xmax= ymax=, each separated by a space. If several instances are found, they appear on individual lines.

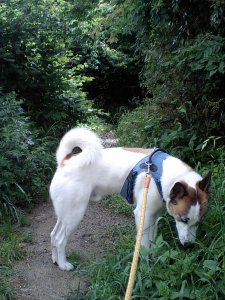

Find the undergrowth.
xmin=116 ymin=100 xmax=225 ymax=166
xmin=0 ymin=92 xmax=54 ymax=221
xmin=104 ymin=194 xmax=133 ymax=217
xmin=0 ymin=221 xmax=26 ymax=300
xmin=67 ymin=162 xmax=225 ymax=299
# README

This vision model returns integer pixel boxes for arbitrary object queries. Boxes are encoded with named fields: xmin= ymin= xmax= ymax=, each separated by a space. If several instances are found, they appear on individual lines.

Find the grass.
xmin=0 ymin=220 xmax=27 ymax=300
xmin=104 ymin=194 xmax=133 ymax=216
xmin=68 ymin=252 xmax=83 ymax=269
xmin=0 ymin=267 xmax=15 ymax=300
xmin=64 ymin=162 xmax=225 ymax=299
xmin=78 ymin=115 xmax=112 ymax=137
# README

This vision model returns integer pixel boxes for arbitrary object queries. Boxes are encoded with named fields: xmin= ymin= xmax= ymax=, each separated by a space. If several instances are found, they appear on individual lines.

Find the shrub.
xmin=116 ymin=101 xmax=161 ymax=148
xmin=0 ymin=92 xmax=54 ymax=220
xmin=0 ymin=0 xmax=95 ymax=134
xmin=117 ymin=100 xmax=224 ymax=165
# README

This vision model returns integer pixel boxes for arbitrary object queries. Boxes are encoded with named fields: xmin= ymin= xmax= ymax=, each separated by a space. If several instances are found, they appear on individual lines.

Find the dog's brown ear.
xmin=198 ymin=172 xmax=211 ymax=193
xmin=170 ymin=182 xmax=188 ymax=204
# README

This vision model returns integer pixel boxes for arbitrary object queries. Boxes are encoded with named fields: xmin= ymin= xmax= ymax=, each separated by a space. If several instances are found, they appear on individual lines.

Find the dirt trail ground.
xmin=12 ymin=132 xmax=133 ymax=300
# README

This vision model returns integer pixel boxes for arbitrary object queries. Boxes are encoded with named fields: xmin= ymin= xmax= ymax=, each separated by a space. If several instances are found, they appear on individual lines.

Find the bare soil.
xmin=12 ymin=131 xmax=133 ymax=300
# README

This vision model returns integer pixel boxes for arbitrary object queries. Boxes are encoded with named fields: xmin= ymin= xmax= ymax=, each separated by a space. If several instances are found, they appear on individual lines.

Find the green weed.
xmin=68 ymin=252 xmax=83 ymax=269
xmin=0 ymin=222 xmax=23 ymax=267
xmin=0 ymin=93 xmax=54 ymax=220
xmin=0 ymin=267 xmax=15 ymax=300
xmin=116 ymin=100 xmax=225 ymax=165
xmin=79 ymin=114 xmax=111 ymax=137
xmin=0 ymin=221 xmax=24 ymax=299
xmin=104 ymin=194 xmax=133 ymax=217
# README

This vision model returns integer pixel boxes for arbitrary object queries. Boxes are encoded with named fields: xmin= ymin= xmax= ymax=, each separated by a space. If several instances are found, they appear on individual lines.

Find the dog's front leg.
xmin=134 ymin=206 xmax=161 ymax=251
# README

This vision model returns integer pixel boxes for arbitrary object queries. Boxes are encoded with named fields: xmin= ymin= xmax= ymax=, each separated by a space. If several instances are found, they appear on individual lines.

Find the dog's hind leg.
xmin=51 ymin=196 xmax=90 ymax=271
xmin=52 ymin=222 xmax=74 ymax=271
xmin=51 ymin=219 xmax=61 ymax=264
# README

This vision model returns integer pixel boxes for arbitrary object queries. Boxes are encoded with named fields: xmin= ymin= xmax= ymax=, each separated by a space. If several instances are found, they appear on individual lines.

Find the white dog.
xmin=50 ymin=127 xmax=211 ymax=270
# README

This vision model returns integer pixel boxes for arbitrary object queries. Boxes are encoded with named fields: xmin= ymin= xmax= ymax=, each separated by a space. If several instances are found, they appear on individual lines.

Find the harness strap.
xmin=120 ymin=148 xmax=170 ymax=203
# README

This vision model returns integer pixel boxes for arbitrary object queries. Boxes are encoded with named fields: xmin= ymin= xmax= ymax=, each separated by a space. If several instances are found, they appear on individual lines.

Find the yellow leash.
xmin=124 ymin=173 xmax=151 ymax=300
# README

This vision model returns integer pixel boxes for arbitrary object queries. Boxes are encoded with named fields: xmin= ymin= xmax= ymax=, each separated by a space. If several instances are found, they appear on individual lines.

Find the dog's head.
xmin=168 ymin=172 xmax=211 ymax=248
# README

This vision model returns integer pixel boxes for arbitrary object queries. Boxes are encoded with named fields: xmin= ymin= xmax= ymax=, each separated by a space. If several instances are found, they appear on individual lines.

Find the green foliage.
xmin=117 ymin=100 xmax=224 ymax=164
xmin=104 ymin=194 xmax=133 ymax=216
xmin=78 ymin=112 xmax=111 ymax=136
xmin=105 ymin=0 xmax=225 ymax=162
xmin=0 ymin=267 xmax=15 ymax=300
xmin=0 ymin=0 xmax=95 ymax=132
xmin=0 ymin=222 xmax=24 ymax=267
xmin=171 ymin=35 xmax=225 ymax=78
xmin=0 ymin=92 xmax=54 ymax=219
xmin=68 ymin=252 xmax=83 ymax=270
xmin=68 ymin=1 xmax=142 ymax=118
xmin=0 ymin=222 xmax=24 ymax=299
xmin=117 ymin=101 xmax=160 ymax=147
xmin=71 ymin=164 xmax=225 ymax=299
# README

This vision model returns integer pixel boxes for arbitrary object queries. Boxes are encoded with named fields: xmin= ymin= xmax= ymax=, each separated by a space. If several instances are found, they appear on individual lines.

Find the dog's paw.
xmin=59 ymin=261 xmax=74 ymax=271
xmin=52 ymin=254 xmax=57 ymax=264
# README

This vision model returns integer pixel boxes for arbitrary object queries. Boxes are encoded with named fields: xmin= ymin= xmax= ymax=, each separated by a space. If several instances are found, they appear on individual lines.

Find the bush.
xmin=0 ymin=0 xmax=95 ymax=134
xmin=105 ymin=0 xmax=225 ymax=165
xmin=116 ymin=101 xmax=161 ymax=148
xmin=117 ymin=100 xmax=225 ymax=165
xmin=0 ymin=92 xmax=54 ymax=220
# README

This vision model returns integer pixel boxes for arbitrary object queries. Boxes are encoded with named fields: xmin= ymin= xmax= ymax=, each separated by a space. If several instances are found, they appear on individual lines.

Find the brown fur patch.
xmin=169 ymin=183 xmax=197 ymax=217
xmin=196 ymin=186 xmax=208 ymax=219
xmin=61 ymin=153 xmax=73 ymax=167
xmin=196 ymin=173 xmax=211 ymax=219
xmin=123 ymin=147 xmax=152 ymax=154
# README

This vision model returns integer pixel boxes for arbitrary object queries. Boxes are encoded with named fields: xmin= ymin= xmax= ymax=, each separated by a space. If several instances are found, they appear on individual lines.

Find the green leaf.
xmin=155 ymin=281 xmax=170 ymax=297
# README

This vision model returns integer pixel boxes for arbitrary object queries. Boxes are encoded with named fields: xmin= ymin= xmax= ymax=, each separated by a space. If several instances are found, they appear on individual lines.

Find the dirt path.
xmin=12 ymin=131 xmax=133 ymax=300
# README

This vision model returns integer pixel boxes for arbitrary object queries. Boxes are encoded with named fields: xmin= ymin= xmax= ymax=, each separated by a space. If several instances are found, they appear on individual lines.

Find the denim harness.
xmin=120 ymin=148 xmax=170 ymax=204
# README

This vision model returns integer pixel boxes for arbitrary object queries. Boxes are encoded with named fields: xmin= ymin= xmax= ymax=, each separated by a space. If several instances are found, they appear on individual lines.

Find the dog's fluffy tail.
xmin=56 ymin=127 xmax=103 ymax=167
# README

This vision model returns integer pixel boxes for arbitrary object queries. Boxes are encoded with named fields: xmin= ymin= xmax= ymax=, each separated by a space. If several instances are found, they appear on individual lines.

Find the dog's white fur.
xmin=50 ymin=127 xmax=209 ymax=270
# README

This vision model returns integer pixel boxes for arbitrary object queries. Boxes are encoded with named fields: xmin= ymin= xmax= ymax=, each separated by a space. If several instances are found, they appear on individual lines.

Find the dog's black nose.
xmin=183 ymin=242 xmax=194 ymax=249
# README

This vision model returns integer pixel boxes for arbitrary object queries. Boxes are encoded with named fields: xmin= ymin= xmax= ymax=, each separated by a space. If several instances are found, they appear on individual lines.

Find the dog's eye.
xmin=181 ymin=217 xmax=189 ymax=224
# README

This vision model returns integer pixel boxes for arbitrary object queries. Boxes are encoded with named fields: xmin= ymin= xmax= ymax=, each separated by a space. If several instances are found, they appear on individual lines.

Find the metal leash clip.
xmin=145 ymin=162 xmax=152 ymax=174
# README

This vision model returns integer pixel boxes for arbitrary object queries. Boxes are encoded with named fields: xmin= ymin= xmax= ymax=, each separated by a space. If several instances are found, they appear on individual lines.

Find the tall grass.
xmin=69 ymin=162 xmax=225 ymax=299
xmin=0 ymin=222 xmax=25 ymax=300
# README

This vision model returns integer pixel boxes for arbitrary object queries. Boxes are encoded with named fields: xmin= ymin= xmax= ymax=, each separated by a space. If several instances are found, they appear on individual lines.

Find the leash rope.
xmin=124 ymin=173 xmax=151 ymax=300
